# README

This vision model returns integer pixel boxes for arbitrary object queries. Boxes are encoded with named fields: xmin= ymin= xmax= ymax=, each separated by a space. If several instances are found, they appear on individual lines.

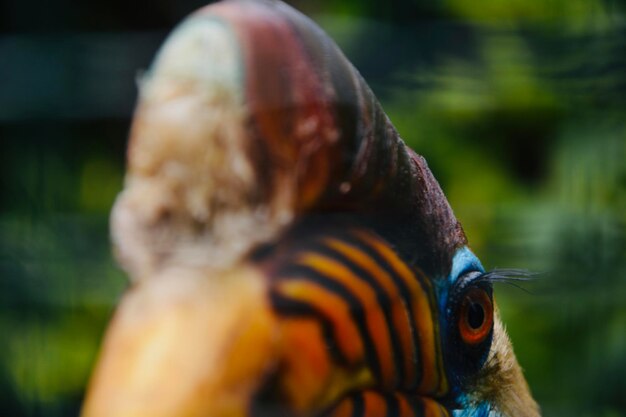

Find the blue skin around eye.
xmin=448 ymin=246 xmax=485 ymax=285
xmin=452 ymin=402 xmax=495 ymax=417
xmin=439 ymin=247 xmax=491 ymax=415
xmin=437 ymin=246 xmax=485 ymax=319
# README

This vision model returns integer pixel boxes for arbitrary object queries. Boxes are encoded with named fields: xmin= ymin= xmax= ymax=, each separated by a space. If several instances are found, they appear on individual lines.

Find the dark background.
xmin=1 ymin=0 xmax=625 ymax=415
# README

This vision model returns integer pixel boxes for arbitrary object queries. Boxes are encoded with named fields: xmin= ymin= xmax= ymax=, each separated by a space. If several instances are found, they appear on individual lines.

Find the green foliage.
xmin=1 ymin=0 xmax=625 ymax=415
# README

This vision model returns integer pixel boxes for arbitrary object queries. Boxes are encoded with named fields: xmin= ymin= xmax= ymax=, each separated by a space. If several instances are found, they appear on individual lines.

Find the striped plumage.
xmin=262 ymin=226 xmax=448 ymax=411
xmin=81 ymin=1 xmax=540 ymax=417
xmin=327 ymin=390 xmax=450 ymax=417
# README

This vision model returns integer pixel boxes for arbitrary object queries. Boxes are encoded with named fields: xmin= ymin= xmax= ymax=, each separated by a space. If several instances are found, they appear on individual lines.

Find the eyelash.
xmin=473 ymin=268 xmax=537 ymax=292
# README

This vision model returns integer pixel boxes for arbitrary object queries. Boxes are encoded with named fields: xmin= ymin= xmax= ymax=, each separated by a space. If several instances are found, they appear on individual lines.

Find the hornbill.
xmin=82 ymin=1 xmax=540 ymax=416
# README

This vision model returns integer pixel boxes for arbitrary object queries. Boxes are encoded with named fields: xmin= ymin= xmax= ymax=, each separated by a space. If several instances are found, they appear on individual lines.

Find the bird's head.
xmin=82 ymin=1 xmax=539 ymax=416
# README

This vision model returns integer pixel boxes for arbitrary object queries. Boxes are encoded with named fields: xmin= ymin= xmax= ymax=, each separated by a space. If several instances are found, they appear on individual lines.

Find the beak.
xmin=81 ymin=265 xmax=278 ymax=417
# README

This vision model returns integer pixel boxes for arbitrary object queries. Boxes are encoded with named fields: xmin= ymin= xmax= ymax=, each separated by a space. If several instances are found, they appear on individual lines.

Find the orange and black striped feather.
xmin=266 ymin=228 xmax=448 ymax=405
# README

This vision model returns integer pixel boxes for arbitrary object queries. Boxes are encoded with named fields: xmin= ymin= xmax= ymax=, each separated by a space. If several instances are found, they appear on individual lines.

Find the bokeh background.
xmin=1 ymin=0 xmax=625 ymax=415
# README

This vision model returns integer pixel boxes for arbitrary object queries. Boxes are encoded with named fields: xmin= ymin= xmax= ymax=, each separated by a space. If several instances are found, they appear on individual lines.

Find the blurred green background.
xmin=1 ymin=0 xmax=625 ymax=415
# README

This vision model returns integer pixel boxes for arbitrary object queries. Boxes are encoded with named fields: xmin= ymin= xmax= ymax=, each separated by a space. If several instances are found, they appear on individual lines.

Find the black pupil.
xmin=467 ymin=302 xmax=485 ymax=329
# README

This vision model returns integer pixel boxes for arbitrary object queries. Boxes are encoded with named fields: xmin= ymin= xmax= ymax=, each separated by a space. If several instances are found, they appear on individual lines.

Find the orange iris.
xmin=458 ymin=288 xmax=493 ymax=345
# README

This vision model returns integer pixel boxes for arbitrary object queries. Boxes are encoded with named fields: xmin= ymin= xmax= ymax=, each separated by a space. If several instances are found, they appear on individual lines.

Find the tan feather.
xmin=469 ymin=306 xmax=541 ymax=417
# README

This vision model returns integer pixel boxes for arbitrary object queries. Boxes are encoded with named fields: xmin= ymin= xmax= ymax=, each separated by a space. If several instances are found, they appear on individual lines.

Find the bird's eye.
xmin=458 ymin=287 xmax=493 ymax=345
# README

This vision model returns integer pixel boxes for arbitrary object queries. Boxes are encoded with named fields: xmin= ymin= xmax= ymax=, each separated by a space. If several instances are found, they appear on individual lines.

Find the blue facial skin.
xmin=438 ymin=247 xmax=497 ymax=417
xmin=438 ymin=246 xmax=485 ymax=320
xmin=451 ymin=402 xmax=494 ymax=417
xmin=437 ymin=245 xmax=485 ymax=334
xmin=447 ymin=247 xmax=485 ymax=287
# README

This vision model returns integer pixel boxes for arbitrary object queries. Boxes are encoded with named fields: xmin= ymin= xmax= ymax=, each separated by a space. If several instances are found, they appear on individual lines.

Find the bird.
xmin=81 ymin=1 xmax=540 ymax=416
